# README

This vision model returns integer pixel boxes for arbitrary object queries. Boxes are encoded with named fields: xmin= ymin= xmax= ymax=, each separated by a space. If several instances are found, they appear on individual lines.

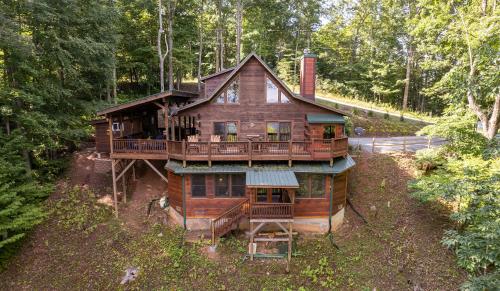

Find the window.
xmin=296 ymin=174 xmax=325 ymax=198
xmin=215 ymin=174 xmax=246 ymax=197
xmin=266 ymin=77 xmax=291 ymax=104
xmin=267 ymin=122 xmax=291 ymax=141
xmin=215 ymin=174 xmax=229 ymax=197
xmin=215 ymin=93 xmax=225 ymax=104
xmin=266 ymin=77 xmax=279 ymax=103
xmin=323 ymin=125 xmax=336 ymax=139
xmin=191 ymin=175 xmax=206 ymax=197
xmin=281 ymin=93 xmax=291 ymax=103
xmin=213 ymin=77 xmax=239 ymax=104
xmin=226 ymin=77 xmax=240 ymax=103
xmin=112 ymin=122 xmax=122 ymax=132
xmin=231 ymin=174 xmax=245 ymax=197
xmin=213 ymin=121 xmax=238 ymax=141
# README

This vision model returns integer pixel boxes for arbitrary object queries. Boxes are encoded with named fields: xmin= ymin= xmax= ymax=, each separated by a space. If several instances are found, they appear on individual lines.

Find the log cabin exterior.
xmin=95 ymin=52 xmax=355 ymax=247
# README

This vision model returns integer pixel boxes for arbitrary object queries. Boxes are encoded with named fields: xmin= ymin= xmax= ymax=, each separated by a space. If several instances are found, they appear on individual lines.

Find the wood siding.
xmin=308 ymin=123 xmax=344 ymax=140
xmin=94 ymin=122 xmax=110 ymax=153
xmin=180 ymin=58 xmax=334 ymax=142
xmin=168 ymin=171 xmax=348 ymax=218
xmin=203 ymin=71 xmax=232 ymax=98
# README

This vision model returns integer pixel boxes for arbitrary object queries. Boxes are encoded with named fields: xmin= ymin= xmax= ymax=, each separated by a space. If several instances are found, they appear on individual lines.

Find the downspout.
xmin=182 ymin=174 xmax=186 ymax=230
xmin=328 ymin=173 xmax=334 ymax=233
xmin=328 ymin=173 xmax=340 ymax=249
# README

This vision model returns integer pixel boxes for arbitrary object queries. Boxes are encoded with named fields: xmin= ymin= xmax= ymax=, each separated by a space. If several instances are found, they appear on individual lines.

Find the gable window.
xmin=213 ymin=121 xmax=238 ymax=141
xmin=296 ymin=174 xmax=325 ymax=198
xmin=323 ymin=125 xmax=336 ymax=139
xmin=215 ymin=174 xmax=246 ymax=197
xmin=226 ymin=77 xmax=240 ymax=103
xmin=191 ymin=174 xmax=206 ymax=197
xmin=266 ymin=77 xmax=291 ymax=104
xmin=266 ymin=77 xmax=279 ymax=103
xmin=214 ymin=77 xmax=240 ymax=104
xmin=267 ymin=122 xmax=291 ymax=141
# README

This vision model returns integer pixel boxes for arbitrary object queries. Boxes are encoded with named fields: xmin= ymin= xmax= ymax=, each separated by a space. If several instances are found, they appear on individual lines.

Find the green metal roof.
xmin=307 ymin=113 xmax=345 ymax=124
xmin=246 ymin=170 xmax=299 ymax=188
xmin=165 ymin=155 xmax=356 ymax=175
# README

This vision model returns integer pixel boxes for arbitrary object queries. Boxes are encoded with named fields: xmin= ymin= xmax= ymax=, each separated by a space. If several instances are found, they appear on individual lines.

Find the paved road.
xmin=349 ymin=136 xmax=446 ymax=153
xmin=316 ymin=95 xmax=433 ymax=124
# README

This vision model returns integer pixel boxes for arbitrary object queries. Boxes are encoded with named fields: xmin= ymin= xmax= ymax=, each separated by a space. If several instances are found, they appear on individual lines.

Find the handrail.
xmin=211 ymin=198 xmax=250 ymax=244
xmin=112 ymin=137 xmax=349 ymax=161
xmin=249 ymin=203 xmax=294 ymax=220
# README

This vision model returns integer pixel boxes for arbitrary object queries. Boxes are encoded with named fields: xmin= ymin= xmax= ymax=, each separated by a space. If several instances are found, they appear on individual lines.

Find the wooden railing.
xmin=113 ymin=139 xmax=167 ymax=153
xmin=211 ymin=199 xmax=250 ymax=244
xmin=112 ymin=137 xmax=348 ymax=162
xmin=249 ymin=203 xmax=294 ymax=220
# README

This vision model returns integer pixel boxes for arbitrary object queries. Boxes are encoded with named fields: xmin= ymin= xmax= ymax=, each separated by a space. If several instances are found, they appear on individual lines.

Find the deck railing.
xmin=249 ymin=203 xmax=294 ymax=220
xmin=112 ymin=137 xmax=348 ymax=162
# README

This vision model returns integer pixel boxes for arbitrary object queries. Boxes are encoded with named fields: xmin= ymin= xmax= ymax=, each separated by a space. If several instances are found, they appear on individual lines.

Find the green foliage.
xmin=410 ymin=111 xmax=499 ymax=288
xmin=302 ymin=256 xmax=336 ymax=288
xmin=344 ymin=116 xmax=353 ymax=136
xmin=52 ymin=186 xmax=112 ymax=235
xmin=417 ymin=107 xmax=488 ymax=156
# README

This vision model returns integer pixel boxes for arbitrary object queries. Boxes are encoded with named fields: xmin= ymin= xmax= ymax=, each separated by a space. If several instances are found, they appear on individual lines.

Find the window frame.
xmin=323 ymin=125 xmax=336 ymax=140
xmin=266 ymin=121 xmax=292 ymax=141
xmin=213 ymin=174 xmax=246 ymax=198
xmin=191 ymin=174 xmax=207 ymax=198
xmin=265 ymin=75 xmax=291 ymax=104
xmin=295 ymin=173 xmax=327 ymax=199
xmin=213 ymin=76 xmax=240 ymax=104
xmin=213 ymin=121 xmax=239 ymax=141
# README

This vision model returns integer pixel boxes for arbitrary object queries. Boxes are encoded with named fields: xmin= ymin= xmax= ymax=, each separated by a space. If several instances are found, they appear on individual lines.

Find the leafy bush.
xmin=384 ymin=112 xmax=390 ymax=119
xmin=344 ymin=117 xmax=353 ymax=136
xmin=415 ymin=148 xmax=446 ymax=173
xmin=367 ymin=110 xmax=374 ymax=117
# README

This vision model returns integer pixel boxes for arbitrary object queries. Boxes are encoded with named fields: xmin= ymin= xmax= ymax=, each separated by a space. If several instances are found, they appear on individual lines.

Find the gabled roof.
xmin=177 ymin=53 xmax=348 ymax=116
xmin=97 ymin=90 xmax=198 ymax=116
xmin=200 ymin=67 xmax=235 ymax=81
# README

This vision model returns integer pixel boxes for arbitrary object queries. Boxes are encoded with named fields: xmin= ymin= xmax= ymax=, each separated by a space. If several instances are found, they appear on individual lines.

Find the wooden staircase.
xmin=211 ymin=199 xmax=250 ymax=244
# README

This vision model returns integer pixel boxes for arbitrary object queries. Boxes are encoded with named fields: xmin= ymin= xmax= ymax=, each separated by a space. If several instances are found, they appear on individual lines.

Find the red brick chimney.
xmin=300 ymin=49 xmax=317 ymax=100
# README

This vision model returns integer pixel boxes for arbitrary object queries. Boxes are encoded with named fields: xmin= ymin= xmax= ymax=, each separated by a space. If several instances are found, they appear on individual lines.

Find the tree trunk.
xmin=235 ymin=0 xmax=242 ymax=64
xmin=158 ymin=0 xmax=166 ymax=92
xmin=112 ymin=65 xmax=117 ymax=104
xmin=216 ymin=0 xmax=224 ymax=71
xmin=197 ymin=10 xmax=203 ymax=92
xmin=402 ymin=44 xmax=412 ymax=112
xmin=167 ymin=0 xmax=175 ymax=91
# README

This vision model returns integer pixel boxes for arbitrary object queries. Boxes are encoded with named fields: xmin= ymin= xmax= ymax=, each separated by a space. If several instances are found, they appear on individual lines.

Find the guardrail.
xmin=249 ymin=203 xmax=294 ymax=220
xmin=211 ymin=199 xmax=249 ymax=245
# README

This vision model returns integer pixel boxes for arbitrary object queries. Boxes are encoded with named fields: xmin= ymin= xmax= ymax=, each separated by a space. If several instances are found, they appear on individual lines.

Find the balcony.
xmin=111 ymin=137 xmax=348 ymax=164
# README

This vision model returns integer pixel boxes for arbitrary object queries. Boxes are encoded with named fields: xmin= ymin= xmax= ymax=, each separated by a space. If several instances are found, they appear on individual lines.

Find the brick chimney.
xmin=300 ymin=49 xmax=317 ymax=100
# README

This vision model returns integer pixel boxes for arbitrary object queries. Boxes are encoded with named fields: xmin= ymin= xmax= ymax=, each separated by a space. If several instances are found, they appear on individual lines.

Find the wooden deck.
xmin=111 ymin=137 xmax=349 ymax=163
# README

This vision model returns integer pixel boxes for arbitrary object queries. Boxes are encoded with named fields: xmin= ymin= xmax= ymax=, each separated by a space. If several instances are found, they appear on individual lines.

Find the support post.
xmin=403 ymin=136 xmax=407 ymax=152
xmin=170 ymin=116 xmax=175 ymax=141
xmin=208 ymin=141 xmax=212 ymax=167
xmin=248 ymin=140 xmax=252 ymax=167
xmin=250 ymin=221 xmax=254 ymax=261
xmin=182 ymin=140 xmax=186 ymax=167
xmin=328 ymin=173 xmax=335 ymax=233
xmin=288 ymin=140 xmax=292 ymax=167
xmin=108 ymin=117 xmax=114 ymax=154
xmin=427 ymin=137 xmax=431 ymax=149
xmin=111 ymin=159 xmax=119 ymax=217
xmin=372 ymin=137 xmax=376 ymax=153
xmin=132 ymin=164 xmax=136 ymax=181
xmin=287 ymin=221 xmax=292 ymax=272
xmin=122 ymin=166 xmax=127 ymax=203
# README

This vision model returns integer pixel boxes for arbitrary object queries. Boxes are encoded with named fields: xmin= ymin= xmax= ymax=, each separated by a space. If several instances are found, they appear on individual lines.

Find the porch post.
xmin=111 ymin=159 xmax=119 ymax=217
xmin=108 ymin=116 xmax=114 ymax=154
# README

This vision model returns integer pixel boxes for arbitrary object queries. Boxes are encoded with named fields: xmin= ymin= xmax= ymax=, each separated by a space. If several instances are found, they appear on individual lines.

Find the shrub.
xmin=344 ymin=117 xmax=353 ymax=136
xmin=415 ymin=148 xmax=446 ymax=173
xmin=367 ymin=110 xmax=374 ymax=117
xmin=384 ymin=112 xmax=390 ymax=119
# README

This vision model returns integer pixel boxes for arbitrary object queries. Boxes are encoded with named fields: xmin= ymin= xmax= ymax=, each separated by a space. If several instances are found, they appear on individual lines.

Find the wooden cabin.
xmin=95 ymin=52 xmax=355 ymax=250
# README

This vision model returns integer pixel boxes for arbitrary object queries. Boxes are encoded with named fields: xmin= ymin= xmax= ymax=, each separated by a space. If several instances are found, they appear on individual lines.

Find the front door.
xmin=254 ymin=188 xmax=291 ymax=203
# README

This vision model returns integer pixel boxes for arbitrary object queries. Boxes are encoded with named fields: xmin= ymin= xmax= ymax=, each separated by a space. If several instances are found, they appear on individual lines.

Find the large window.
xmin=215 ymin=174 xmax=246 ymax=197
xmin=213 ymin=121 xmax=238 ymax=141
xmin=266 ymin=77 xmax=291 ymax=104
xmin=191 ymin=175 xmax=206 ymax=197
xmin=267 ymin=122 xmax=291 ymax=141
xmin=323 ymin=125 xmax=336 ymax=139
xmin=296 ymin=174 xmax=325 ymax=198
xmin=214 ymin=77 xmax=240 ymax=104
xmin=266 ymin=77 xmax=279 ymax=103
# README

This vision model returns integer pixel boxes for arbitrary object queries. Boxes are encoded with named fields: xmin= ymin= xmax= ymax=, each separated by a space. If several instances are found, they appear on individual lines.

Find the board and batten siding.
xmin=179 ymin=58 xmax=338 ymax=141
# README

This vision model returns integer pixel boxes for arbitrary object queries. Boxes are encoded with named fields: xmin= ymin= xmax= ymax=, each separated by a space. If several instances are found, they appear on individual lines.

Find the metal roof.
xmin=307 ymin=113 xmax=345 ymax=124
xmin=165 ymin=155 xmax=356 ymax=175
xmin=246 ymin=170 xmax=299 ymax=188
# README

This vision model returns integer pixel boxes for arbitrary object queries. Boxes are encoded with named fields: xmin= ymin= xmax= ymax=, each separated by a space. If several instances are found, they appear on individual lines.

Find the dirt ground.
xmin=0 ymin=151 xmax=467 ymax=290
